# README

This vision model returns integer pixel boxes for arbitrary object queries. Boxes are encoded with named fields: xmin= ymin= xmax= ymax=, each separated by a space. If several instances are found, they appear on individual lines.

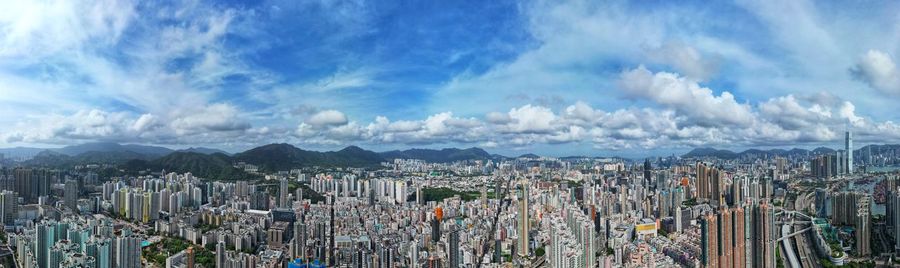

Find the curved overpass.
xmin=781 ymin=222 xmax=802 ymax=268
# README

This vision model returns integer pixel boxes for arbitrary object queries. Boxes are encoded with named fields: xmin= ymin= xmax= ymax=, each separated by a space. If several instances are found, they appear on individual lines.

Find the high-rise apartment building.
xmin=697 ymin=163 xmax=723 ymax=206
xmin=64 ymin=180 xmax=79 ymax=210
xmin=698 ymin=163 xmax=709 ymax=201
xmin=750 ymin=201 xmax=775 ymax=268
xmin=732 ymin=207 xmax=746 ymax=268
xmin=717 ymin=208 xmax=733 ymax=268
xmin=115 ymin=235 xmax=141 ymax=268
xmin=448 ymin=227 xmax=459 ymax=268
xmin=856 ymin=195 xmax=871 ymax=256
xmin=279 ymin=178 xmax=289 ymax=209
xmin=892 ymin=189 xmax=900 ymax=253
xmin=700 ymin=213 xmax=718 ymax=268
xmin=517 ymin=179 xmax=530 ymax=257
xmin=0 ymin=190 xmax=17 ymax=225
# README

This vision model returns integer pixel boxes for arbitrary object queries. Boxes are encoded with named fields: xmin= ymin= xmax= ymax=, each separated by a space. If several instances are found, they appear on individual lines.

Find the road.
xmin=796 ymin=230 xmax=821 ymax=268
xmin=782 ymin=223 xmax=802 ymax=268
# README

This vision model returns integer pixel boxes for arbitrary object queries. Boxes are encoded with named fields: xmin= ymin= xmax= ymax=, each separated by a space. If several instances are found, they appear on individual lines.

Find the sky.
xmin=1 ymin=0 xmax=900 ymax=157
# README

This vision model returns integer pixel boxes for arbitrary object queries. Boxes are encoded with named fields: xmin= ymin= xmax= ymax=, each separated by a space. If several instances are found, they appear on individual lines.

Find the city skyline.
xmin=2 ymin=0 xmax=900 ymax=156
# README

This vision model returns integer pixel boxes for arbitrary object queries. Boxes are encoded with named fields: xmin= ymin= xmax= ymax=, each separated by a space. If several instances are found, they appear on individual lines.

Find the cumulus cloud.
xmin=563 ymin=101 xmax=602 ymax=124
xmin=618 ymin=66 xmax=754 ymax=127
xmin=4 ymin=109 xmax=135 ymax=144
xmin=3 ymin=104 xmax=252 ymax=145
xmin=306 ymin=110 xmax=349 ymax=127
xmin=170 ymin=103 xmax=250 ymax=134
xmin=276 ymin=87 xmax=900 ymax=150
xmin=502 ymin=105 xmax=557 ymax=133
xmin=5 ymin=91 xmax=900 ymax=151
xmin=3 ymin=0 xmax=900 ymax=153
xmin=646 ymin=42 xmax=720 ymax=81
xmin=851 ymin=50 xmax=900 ymax=96
xmin=131 ymin=114 xmax=159 ymax=132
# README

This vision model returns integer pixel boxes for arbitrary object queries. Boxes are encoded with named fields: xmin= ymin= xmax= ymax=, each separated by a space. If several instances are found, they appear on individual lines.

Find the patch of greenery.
xmin=776 ymin=249 xmax=783 ymax=268
xmin=821 ymin=258 xmax=839 ymax=268
xmin=535 ymin=247 xmax=545 ymax=257
xmin=142 ymin=237 xmax=213 ymax=267
xmin=409 ymin=187 xmax=485 ymax=202
xmin=657 ymin=228 xmax=669 ymax=237
xmin=195 ymin=247 xmax=215 ymax=267
xmin=123 ymin=152 xmax=259 ymax=181
xmin=845 ymin=261 xmax=876 ymax=268
xmin=295 ymin=182 xmax=326 ymax=203
xmin=194 ymin=223 xmax=218 ymax=232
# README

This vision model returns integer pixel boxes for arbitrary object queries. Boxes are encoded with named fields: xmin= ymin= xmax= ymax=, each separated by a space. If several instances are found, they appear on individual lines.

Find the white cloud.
xmin=0 ymin=0 xmax=136 ymax=58
xmin=4 ymin=109 xmax=134 ymax=144
xmin=618 ymin=66 xmax=754 ymax=127
xmin=503 ymin=105 xmax=557 ymax=133
xmin=170 ymin=103 xmax=250 ymax=135
xmin=264 ymin=92 xmax=900 ymax=150
xmin=131 ymin=114 xmax=159 ymax=132
xmin=307 ymin=110 xmax=349 ymax=127
xmin=563 ymin=101 xmax=601 ymax=124
xmin=851 ymin=50 xmax=900 ymax=96
xmin=485 ymin=112 xmax=512 ymax=124
xmin=646 ymin=41 xmax=720 ymax=81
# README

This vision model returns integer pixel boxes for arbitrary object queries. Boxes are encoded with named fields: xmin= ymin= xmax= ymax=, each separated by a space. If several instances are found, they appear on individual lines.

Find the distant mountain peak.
xmin=682 ymin=146 xmax=844 ymax=159
xmin=55 ymin=142 xmax=173 ymax=156
xmin=177 ymin=147 xmax=230 ymax=155
xmin=379 ymin=147 xmax=493 ymax=163
xmin=339 ymin=145 xmax=366 ymax=152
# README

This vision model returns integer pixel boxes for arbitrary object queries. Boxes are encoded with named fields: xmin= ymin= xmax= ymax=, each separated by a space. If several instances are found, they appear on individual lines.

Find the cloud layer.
xmin=1 ymin=0 xmax=900 ymax=155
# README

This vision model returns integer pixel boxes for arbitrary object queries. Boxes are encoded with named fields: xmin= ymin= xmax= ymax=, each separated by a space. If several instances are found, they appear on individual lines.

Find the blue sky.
xmin=1 ymin=0 xmax=900 ymax=157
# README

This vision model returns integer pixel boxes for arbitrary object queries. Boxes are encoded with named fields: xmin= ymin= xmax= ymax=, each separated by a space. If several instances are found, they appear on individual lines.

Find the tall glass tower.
xmin=846 ymin=131 xmax=853 ymax=174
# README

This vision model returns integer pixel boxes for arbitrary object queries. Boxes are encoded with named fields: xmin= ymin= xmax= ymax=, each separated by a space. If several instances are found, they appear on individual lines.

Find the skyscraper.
xmin=517 ymin=179 xmax=529 ymax=257
xmin=114 ymin=235 xmax=141 ymax=268
xmin=751 ymin=201 xmax=775 ymax=268
xmin=64 ymin=180 xmax=79 ymax=211
xmin=216 ymin=242 xmax=225 ymax=268
xmin=700 ymin=213 xmax=718 ymax=268
xmin=846 ymin=131 xmax=854 ymax=174
xmin=892 ymin=189 xmax=900 ymax=253
xmin=430 ymin=219 xmax=441 ymax=245
xmin=15 ymin=168 xmax=33 ymax=202
xmin=35 ymin=221 xmax=56 ymax=268
xmin=732 ymin=206 xmax=746 ymax=268
xmin=717 ymin=208 xmax=733 ymax=268
xmin=698 ymin=162 xmax=709 ymax=200
xmin=0 ymin=190 xmax=17 ymax=226
xmin=711 ymin=167 xmax=723 ymax=206
xmin=448 ymin=227 xmax=459 ymax=268
xmin=856 ymin=195 xmax=871 ymax=256
xmin=643 ymin=159 xmax=652 ymax=190
xmin=291 ymin=220 xmax=307 ymax=260
xmin=85 ymin=237 xmax=111 ymax=268
xmin=279 ymin=178 xmax=289 ymax=208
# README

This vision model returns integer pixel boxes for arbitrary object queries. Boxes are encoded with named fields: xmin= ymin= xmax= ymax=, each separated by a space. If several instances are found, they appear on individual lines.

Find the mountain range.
xmin=2 ymin=142 xmax=512 ymax=180
xmin=379 ymin=147 xmax=492 ymax=163
xmin=681 ymin=144 xmax=899 ymax=159
xmin=9 ymin=141 xmax=900 ymax=180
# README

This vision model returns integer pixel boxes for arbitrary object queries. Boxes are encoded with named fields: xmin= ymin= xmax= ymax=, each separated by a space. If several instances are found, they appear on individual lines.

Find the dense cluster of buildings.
xmin=1 ymin=130 xmax=900 ymax=267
